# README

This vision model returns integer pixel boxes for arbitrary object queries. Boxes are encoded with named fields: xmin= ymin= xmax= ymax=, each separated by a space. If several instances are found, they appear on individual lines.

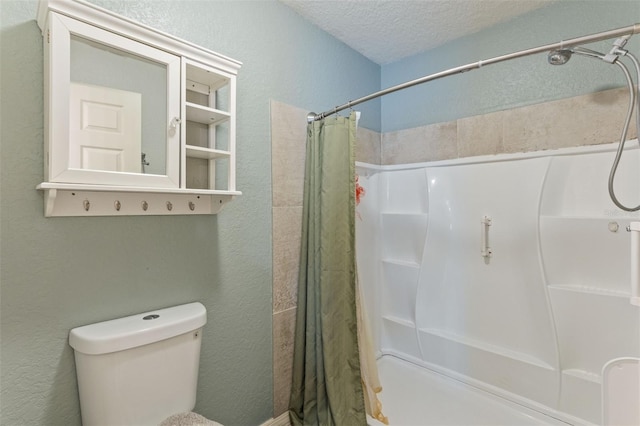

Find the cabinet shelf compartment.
xmin=185 ymin=102 xmax=230 ymax=125
xmin=185 ymin=67 xmax=229 ymax=93
xmin=185 ymin=145 xmax=230 ymax=160
xmin=182 ymin=58 xmax=236 ymax=193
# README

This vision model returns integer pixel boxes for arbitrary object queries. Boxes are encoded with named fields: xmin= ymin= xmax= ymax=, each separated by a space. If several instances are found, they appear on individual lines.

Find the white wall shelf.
xmin=381 ymin=258 xmax=420 ymax=269
xmin=381 ymin=315 xmax=416 ymax=328
xmin=547 ymin=284 xmax=631 ymax=298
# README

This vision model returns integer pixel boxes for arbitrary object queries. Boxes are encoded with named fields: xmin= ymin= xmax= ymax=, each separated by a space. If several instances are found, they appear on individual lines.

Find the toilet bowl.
xmin=69 ymin=302 xmax=221 ymax=426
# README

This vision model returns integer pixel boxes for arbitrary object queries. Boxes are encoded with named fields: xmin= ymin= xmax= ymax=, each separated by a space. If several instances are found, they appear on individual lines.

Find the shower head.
xmin=548 ymin=49 xmax=573 ymax=65
xmin=547 ymin=47 xmax=609 ymax=65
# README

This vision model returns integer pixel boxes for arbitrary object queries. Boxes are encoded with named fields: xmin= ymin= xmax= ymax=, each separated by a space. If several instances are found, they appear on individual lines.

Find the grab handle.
xmin=481 ymin=216 xmax=492 ymax=261
xmin=628 ymin=222 xmax=640 ymax=306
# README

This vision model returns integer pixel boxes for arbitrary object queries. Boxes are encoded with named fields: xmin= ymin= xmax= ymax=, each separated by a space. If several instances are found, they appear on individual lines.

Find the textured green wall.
xmin=0 ymin=1 xmax=379 ymax=425
xmin=381 ymin=0 xmax=640 ymax=132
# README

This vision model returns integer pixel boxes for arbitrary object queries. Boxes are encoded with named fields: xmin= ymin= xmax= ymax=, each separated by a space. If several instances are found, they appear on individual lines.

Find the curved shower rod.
xmin=307 ymin=23 xmax=640 ymax=123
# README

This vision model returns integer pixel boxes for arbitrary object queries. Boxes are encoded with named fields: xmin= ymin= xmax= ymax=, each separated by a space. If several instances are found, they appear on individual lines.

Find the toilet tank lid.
xmin=69 ymin=302 xmax=207 ymax=355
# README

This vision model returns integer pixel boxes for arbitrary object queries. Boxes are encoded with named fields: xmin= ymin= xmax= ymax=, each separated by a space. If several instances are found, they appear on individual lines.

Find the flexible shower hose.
xmin=608 ymin=51 xmax=640 ymax=212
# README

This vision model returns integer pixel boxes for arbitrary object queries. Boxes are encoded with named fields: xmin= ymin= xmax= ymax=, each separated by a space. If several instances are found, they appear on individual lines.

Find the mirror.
xmin=47 ymin=12 xmax=180 ymax=188
xmin=69 ymin=35 xmax=167 ymax=175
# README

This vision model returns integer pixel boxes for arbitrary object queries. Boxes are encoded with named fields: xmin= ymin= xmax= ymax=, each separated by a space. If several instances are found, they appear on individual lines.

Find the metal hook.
xmin=168 ymin=117 xmax=181 ymax=136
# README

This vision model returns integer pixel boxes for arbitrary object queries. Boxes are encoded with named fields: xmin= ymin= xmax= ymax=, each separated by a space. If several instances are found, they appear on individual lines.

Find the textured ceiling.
xmin=279 ymin=0 xmax=556 ymax=64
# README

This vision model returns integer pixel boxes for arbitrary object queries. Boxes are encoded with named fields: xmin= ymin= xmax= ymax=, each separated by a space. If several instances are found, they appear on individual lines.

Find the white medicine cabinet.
xmin=36 ymin=0 xmax=241 ymax=216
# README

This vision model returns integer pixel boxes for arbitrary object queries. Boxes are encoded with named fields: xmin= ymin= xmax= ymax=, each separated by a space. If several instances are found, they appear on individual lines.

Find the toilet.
xmin=69 ymin=302 xmax=221 ymax=426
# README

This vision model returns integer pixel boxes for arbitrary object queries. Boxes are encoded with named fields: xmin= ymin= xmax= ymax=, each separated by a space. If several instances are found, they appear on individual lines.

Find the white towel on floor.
xmin=160 ymin=412 xmax=223 ymax=426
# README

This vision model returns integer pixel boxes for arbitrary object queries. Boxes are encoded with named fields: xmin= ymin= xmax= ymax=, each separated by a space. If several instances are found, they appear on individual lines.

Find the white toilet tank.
xmin=69 ymin=302 xmax=207 ymax=426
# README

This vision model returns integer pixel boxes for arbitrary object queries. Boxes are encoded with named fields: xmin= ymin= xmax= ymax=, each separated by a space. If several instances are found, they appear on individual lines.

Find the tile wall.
xmin=269 ymin=86 xmax=636 ymax=418
xmin=383 ymin=87 xmax=637 ymax=164
xmin=271 ymin=100 xmax=306 ymax=418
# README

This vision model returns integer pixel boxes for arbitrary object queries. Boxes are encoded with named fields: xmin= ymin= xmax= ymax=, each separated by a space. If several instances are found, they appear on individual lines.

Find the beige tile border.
xmin=381 ymin=87 xmax=635 ymax=165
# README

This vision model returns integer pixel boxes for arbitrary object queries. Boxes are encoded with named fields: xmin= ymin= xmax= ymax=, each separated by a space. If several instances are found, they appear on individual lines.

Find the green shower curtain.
xmin=288 ymin=113 xmax=366 ymax=426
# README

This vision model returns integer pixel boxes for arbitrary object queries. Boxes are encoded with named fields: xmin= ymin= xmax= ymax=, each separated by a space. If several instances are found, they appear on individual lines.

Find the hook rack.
xmin=36 ymin=183 xmax=238 ymax=217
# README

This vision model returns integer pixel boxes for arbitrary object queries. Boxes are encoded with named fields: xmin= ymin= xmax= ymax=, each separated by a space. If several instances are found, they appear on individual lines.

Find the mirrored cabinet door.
xmin=46 ymin=12 xmax=180 ymax=187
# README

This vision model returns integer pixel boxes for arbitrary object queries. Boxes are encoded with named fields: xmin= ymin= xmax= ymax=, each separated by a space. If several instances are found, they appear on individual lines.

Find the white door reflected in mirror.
xmin=70 ymin=82 xmax=141 ymax=173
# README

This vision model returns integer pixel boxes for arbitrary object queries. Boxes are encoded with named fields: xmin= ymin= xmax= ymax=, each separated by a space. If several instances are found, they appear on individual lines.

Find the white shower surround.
xmin=355 ymin=142 xmax=640 ymax=425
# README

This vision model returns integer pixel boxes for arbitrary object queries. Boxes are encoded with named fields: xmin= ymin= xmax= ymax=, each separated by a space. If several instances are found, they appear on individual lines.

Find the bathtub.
xmin=367 ymin=355 xmax=570 ymax=426
xmin=356 ymin=142 xmax=640 ymax=426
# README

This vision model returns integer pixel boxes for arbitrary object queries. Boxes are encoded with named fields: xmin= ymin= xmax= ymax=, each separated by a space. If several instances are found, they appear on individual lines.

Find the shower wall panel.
xmin=539 ymin=148 xmax=640 ymax=422
xmin=416 ymin=157 xmax=559 ymax=409
xmin=356 ymin=143 xmax=640 ymax=425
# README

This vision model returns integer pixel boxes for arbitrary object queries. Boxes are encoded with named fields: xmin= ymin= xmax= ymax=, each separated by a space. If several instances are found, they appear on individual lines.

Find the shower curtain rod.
xmin=308 ymin=23 xmax=640 ymax=123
